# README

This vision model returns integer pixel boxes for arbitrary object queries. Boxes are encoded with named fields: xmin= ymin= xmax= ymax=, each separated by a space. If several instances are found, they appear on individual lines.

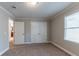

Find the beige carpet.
xmin=2 ymin=43 xmax=70 ymax=56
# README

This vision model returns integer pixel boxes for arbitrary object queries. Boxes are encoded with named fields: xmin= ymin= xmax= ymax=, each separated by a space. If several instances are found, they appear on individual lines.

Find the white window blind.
xmin=64 ymin=12 xmax=79 ymax=43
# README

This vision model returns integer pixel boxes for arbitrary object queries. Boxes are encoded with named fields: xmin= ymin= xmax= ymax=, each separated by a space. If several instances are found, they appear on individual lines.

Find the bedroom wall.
xmin=51 ymin=3 xmax=79 ymax=55
xmin=0 ymin=6 xmax=15 ymax=55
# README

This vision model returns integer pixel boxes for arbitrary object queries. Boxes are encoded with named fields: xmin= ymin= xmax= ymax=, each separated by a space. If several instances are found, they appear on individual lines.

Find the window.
xmin=64 ymin=12 xmax=79 ymax=43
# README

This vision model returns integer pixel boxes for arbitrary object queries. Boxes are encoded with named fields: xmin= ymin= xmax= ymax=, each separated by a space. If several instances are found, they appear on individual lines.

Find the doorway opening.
xmin=9 ymin=18 xmax=14 ymax=49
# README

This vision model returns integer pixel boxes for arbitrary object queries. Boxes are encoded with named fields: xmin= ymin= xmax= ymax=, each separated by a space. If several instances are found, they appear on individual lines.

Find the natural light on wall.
xmin=64 ymin=12 xmax=79 ymax=43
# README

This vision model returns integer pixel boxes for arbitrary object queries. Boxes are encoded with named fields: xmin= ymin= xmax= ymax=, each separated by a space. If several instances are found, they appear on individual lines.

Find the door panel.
xmin=14 ymin=22 xmax=24 ymax=44
xmin=31 ymin=21 xmax=47 ymax=43
xmin=31 ymin=22 xmax=40 ymax=43
xmin=39 ymin=22 xmax=47 ymax=42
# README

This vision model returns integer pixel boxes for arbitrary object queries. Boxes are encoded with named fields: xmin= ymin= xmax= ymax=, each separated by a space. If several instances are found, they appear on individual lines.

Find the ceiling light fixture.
xmin=27 ymin=0 xmax=39 ymax=7
xmin=30 ymin=2 xmax=37 ymax=6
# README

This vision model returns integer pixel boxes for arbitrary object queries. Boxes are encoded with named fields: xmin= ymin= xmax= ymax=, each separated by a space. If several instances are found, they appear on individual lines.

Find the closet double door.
xmin=31 ymin=21 xmax=47 ymax=43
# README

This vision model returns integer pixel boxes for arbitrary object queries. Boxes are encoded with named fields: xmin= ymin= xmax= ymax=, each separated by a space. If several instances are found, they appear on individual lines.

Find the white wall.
xmin=51 ymin=3 xmax=79 ymax=55
xmin=0 ymin=6 xmax=15 ymax=55
xmin=25 ymin=21 xmax=31 ymax=42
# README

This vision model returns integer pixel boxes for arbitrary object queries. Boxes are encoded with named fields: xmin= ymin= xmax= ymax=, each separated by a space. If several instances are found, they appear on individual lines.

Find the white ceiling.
xmin=0 ymin=2 xmax=71 ymax=18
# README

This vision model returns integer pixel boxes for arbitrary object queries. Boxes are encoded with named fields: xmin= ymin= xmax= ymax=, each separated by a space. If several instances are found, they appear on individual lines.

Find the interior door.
xmin=31 ymin=21 xmax=47 ymax=43
xmin=39 ymin=22 xmax=47 ymax=42
xmin=31 ymin=22 xmax=40 ymax=43
xmin=14 ymin=22 xmax=24 ymax=44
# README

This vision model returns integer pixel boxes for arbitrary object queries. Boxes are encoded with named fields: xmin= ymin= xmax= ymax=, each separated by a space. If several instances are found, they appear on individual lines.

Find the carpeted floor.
xmin=2 ymin=43 xmax=70 ymax=56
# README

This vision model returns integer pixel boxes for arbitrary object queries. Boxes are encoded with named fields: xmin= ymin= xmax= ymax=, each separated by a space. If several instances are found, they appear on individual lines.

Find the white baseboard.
xmin=25 ymin=41 xmax=51 ymax=44
xmin=51 ymin=42 xmax=76 ymax=56
xmin=0 ymin=47 xmax=9 ymax=56
xmin=24 ymin=42 xmax=32 ymax=44
xmin=31 ymin=41 xmax=51 ymax=44
xmin=14 ymin=41 xmax=51 ymax=45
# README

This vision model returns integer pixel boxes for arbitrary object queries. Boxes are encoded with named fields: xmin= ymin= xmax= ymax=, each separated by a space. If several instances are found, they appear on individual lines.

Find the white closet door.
xmin=39 ymin=22 xmax=47 ymax=42
xmin=31 ymin=21 xmax=47 ymax=43
xmin=14 ymin=22 xmax=24 ymax=44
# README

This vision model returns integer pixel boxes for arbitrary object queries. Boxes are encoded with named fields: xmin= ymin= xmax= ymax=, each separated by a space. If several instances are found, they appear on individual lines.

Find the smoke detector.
xmin=11 ymin=5 xmax=16 ymax=9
